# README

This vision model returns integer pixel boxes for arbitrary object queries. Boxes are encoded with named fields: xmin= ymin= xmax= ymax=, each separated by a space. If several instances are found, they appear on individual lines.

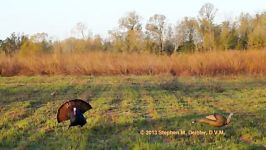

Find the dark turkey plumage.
xmin=57 ymin=99 xmax=92 ymax=128
xmin=69 ymin=108 xmax=87 ymax=127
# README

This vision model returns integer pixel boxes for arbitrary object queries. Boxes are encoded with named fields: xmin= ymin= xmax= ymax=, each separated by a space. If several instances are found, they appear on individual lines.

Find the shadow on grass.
xmin=2 ymin=112 xmax=265 ymax=149
xmin=4 ymin=105 xmax=264 ymax=149
xmin=1 ymin=77 xmax=266 ymax=149
xmin=2 ymin=77 xmax=266 ymax=106
xmin=84 ymin=114 xmax=265 ymax=149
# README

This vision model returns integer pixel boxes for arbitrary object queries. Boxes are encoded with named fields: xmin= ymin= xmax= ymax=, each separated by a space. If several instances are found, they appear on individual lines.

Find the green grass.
xmin=0 ymin=76 xmax=266 ymax=149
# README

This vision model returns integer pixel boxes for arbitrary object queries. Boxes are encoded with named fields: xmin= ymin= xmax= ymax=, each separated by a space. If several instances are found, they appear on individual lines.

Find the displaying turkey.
xmin=57 ymin=99 xmax=92 ymax=128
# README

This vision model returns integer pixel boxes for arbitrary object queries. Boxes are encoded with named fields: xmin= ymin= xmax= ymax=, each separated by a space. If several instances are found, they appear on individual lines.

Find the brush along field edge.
xmin=1 ymin=50 xmax=266 ymax=76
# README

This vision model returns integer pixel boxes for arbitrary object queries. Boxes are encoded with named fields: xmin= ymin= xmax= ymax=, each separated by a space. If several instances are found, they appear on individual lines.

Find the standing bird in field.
xmin=57 ymin=99 xmax=92 ymax=128
xmin=192 ymin=113 xmax=233 ymax=127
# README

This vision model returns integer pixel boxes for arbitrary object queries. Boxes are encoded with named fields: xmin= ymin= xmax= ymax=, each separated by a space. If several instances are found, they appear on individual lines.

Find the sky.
xmin=0 ymin=0 xmax=265 ymax=40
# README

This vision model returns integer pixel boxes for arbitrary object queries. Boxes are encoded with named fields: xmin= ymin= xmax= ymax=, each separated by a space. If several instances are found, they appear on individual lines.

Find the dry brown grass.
xmin=1 ymin=50 xmax=266 ymax=76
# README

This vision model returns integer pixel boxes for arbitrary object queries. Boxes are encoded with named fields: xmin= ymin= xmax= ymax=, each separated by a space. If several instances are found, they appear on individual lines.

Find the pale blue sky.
xmin=0 ymin=0 xmax=265 ymax=40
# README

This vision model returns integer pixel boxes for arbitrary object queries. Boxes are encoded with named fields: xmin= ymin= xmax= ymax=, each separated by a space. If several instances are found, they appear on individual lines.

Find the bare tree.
xmin=175 ymin=17 xmax=200 ymax=51
xmin=198 ymin=3 xmax=217 ymax=50
xmin=30 ymin=32 xmax=48 ymax=43
xmin=198 ymin=3 xmax=217 ymax=23
xmin=116 ymin=11 xmax=143 ymax=52
xmin=71 ymin=22 xmax=92 ymax=39
xmin=238 ymin=13 xmax=252 ymax=49
xmin=119 ymin=11 xmax=142 ymax=31
xmin=145 ymin=14 xmax=166 ymax=53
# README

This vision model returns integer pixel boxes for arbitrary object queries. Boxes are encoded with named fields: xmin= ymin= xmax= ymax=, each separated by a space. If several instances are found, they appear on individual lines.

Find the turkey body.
xmin=197 ymin=114 xmax=227 ymax=127
xmin=69 ymin=108 xmax=87 ymax=127
xmin=193 ymin=113 xmax=233 ymax=127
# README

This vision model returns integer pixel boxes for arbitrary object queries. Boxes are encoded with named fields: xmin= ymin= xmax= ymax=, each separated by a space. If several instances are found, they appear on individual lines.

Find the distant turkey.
xmin=57 ymin=99 xmax=92 ymax=128
xmin=192 ymin=113 xmax=233 ymax=127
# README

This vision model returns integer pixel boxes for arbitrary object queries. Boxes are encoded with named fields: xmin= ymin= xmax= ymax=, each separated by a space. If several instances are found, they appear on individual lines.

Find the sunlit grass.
xmin=0 ymin=76 xmax=265 ymax=149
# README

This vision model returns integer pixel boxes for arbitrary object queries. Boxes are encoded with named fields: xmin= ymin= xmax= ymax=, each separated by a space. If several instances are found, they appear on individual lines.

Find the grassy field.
xmin=0 ymin=76 xmax=266 ymax=149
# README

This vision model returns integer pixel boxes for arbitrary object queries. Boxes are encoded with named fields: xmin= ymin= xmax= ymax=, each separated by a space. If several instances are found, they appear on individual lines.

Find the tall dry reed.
xmin=1 ymin=50 xmax=266 ymax=76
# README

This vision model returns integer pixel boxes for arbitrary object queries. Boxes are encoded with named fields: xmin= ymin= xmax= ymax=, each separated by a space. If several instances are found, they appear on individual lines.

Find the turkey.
xmin=192 ymin=113 xmax=233 ymax=127
xmin=57 ymin=99 xmax=92 ymax=128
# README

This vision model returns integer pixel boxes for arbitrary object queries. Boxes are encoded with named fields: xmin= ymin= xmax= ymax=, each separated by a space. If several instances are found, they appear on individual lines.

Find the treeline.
xmin=1 ymin=3 xmax=266 ymax=56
